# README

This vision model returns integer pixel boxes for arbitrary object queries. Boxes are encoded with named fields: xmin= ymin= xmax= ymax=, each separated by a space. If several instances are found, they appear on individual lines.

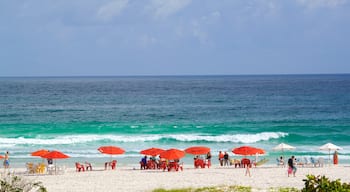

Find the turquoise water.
xmin=0 ymin=75 xmax=349 ymax=167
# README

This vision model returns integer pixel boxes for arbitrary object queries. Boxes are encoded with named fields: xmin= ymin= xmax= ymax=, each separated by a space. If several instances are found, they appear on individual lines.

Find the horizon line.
xmin=0 ymin=73 xmax=349 ymax=78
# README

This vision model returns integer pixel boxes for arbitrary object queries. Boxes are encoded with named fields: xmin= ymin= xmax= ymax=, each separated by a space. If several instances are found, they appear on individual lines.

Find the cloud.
xmin=96 ymin=0 xmax=129 ymax=21
xmin=150 ymin=0 xmax=192 ymax=19
xmin=296 ymin=0 xmax=347 ymax=9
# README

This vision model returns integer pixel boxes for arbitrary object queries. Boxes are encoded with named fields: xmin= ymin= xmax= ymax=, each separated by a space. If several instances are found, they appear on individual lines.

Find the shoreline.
xmin=4 ymin=164 xmax=350 ymax=192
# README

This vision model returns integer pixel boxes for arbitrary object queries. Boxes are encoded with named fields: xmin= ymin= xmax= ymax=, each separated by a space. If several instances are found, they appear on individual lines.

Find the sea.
xmin=0 ymin=74 xmax=349 ymax=168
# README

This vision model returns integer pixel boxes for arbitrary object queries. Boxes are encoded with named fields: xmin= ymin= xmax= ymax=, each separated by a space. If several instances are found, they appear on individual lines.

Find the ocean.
xmin=0 ymin=75 xmax=349 ymax=167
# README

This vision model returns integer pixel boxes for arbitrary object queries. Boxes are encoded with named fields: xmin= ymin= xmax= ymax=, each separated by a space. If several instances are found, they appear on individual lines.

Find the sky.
xmin=1 ymin=0 xmax=350 ymax=76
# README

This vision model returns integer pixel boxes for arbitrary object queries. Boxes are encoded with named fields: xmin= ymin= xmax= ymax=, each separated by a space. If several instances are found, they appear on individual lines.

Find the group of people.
xmin=218 ymin=151 xmax=230 ymax=166
xmin=277 ymin=156 xmax=297 ymax=177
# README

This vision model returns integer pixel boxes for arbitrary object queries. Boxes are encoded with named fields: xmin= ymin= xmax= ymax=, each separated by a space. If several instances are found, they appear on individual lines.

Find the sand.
xmin=11 ymin=164 xmax=350 ymax=192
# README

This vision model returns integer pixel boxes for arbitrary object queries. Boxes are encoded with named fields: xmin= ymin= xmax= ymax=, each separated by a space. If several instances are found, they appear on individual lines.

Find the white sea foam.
xmin=0 ymin=132 xmax=287 ymax=145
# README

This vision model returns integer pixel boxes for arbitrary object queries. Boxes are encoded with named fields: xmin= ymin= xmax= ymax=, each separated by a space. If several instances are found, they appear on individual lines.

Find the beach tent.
xmin=319 ymin=143 xmax=342 ymax=165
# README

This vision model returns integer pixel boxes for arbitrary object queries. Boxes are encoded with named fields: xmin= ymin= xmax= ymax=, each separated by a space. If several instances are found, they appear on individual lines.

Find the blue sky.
xmin=1 ymin=0 xmax=350 ymax=76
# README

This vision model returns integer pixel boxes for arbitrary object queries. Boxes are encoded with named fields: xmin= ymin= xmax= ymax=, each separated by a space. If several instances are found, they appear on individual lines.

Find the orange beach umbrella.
xmin=42 ymin=150 xmax=70 ymax=159
xmin=31 ymin=149 xmax=49 ymax=157
xmin=98 ymin=146 xmax=125 ymax=155
xmin=185 ymin=146 xmax=210 ymax=155
xmin=140 ymin=147 xmax=165 ymax=156
xmin=232 ymin=146 xmax=265 ymax=156
xmin=160 ymin=148 xmax=185 ymax=160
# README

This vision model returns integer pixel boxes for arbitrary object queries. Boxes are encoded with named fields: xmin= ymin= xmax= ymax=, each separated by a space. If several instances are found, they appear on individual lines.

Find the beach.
xmin=1 ymin=76 xmax=349 ymax=191
xmin=11 ymin=164 xmax=350 ymax=192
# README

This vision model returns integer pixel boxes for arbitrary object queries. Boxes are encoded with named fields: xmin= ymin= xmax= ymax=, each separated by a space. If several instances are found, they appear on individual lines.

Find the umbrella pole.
xmin=329 ymin=149 xmax=331 ymax=166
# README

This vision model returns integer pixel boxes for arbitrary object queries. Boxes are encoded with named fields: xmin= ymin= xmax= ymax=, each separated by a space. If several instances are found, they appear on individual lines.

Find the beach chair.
xmin=205 ymin=159 xmax=211 ymax=168
xmin=303 ymin=157 xmax=311 ymax=167
xmin=36 ymin=163 xmax=46 ymax=174
xmin=146 ymin=160 xmax=156 ymax=169
xmin=310 ymin=157 xmax=317 ymax=167
xmin=159 ymin=160 xmax=167 ymax=171
xmin=25 ymin=162 xmax=36 ymax=174
xmin=318 ymin=157 xmax=324 ymax=167
xmin=255 ymin=158 xmax=269 ymax=167
xmin=194 ymin=158 xmax=205 ymax=168
xmin=75 ymin=162 xmax=85 ymax=172
xmin=167 ymin=161 xmax=183 ymax=171
xmin=230 ymin=159 xmax=241 ymax=168
xmin=241 ymin=158 xmax=250 ymax=168
xmin=85 ymin=162 xmax=92 ymax=171
xmin=105 ymin=160 xmax=117 ymax=170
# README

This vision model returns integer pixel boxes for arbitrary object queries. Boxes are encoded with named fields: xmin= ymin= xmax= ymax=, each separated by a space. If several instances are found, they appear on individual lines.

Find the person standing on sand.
xmin=333 ymin=151 xmax=338 ymax=165
xmin=223 ymin=152 xmax=229 ymax=166
xmin=287 ymin=156 xmax=296 ymax=177
xmin=218 ymin=151 xmax=224 ymax=166
xmin=206 ymin=151 xmax=212 ymax=167
xmin=3 ymin=151 xmax=9 ymax=169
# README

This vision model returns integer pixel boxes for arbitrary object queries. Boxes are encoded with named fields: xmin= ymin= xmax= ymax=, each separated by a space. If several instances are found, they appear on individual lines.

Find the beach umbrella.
xmin=232 ymin=146 xmax=265 ymax=156
xmin=98 ymin=146 xmax=125 ymax=163
xmin=319 ymin=143 xmax=342 ymax=165
xmin=42 ymin=150 xmax=70 ymax=174
xmin=31 ymin=149 xmax=50 ymax=157
xmin=184 ymin=146 xmax=210 ymax=155
xmin=159 ymin=148 xmax=185 ymax=160
xmin=140 ymin=147 xmax=165 ymax=156
xmin=42 ymin=150 xmax=70 ymax=159
xmin=273 ymin=143 xmax=295 ymax=160
xmin=98 ymin=146 xmax=125 ymax=155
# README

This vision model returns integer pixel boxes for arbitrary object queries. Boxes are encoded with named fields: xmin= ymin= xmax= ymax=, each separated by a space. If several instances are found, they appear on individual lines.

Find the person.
xmin=206 ymin=151 xmax=212 ymax=167
xmin=140 ymin=156 xmax=147 ymax=170
xmin=218 ymin=151 xmax=224 ymax=166
xmin=287 ymin=156 xmax=297 ymax=177
xmin=3 ymin=151 xmax=9 ymax=169
xmin=223 ymin=152 xmax=229 ymax=166
xmin=245 ymin=162 xmax=251 ymax=177
xmin=47 ymin=158 xmax=53 ymax=165
xmin=278 ymin=156 xmax=284 ymax=167
xmin=333 ymin=151 xmax=338 ymax=165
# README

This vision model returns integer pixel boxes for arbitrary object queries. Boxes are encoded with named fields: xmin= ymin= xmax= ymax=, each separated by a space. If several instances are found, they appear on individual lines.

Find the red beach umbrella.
xmin=41 ymin=150 xmax=69 ymax=175
xmin=98 ymin=146 xmax=125 ymax=155
xmin=31 ymin=149 xmax=50 ymax=157
xmin=140 ymin=147 xmax=165 ymax=156
xmin=42 ymin=150 xmax=70 ymax=159
xmin=185 ymin=146 xmax=210 ymax=155
xmin=232 ymin=146 xmax=265 ymax=156
xmin=160 ymin=148 xmax=185 ymax=160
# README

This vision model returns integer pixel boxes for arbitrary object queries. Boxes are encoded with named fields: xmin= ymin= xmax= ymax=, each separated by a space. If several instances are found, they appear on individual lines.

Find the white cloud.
xmin=96 ymin=0 xmax=129 ymax=21
xmin=150 ymin=0 xmax=192 ymax=19
xmin=296 ymin=0 xmax=347 ymax=9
